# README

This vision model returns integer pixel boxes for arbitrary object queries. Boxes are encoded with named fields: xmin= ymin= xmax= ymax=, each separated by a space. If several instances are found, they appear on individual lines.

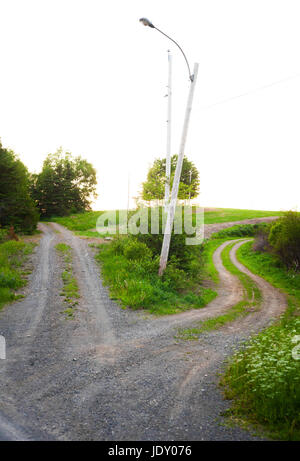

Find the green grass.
xmin=203 ymin=208 xmax=283 ymax=224
xmin=55 ymin=243 xmax=79 ymax=317
xmin=221 ymin=241 xmax=300 ymax=440
xmin=177 ymin=240 xmax=262 ymax=339
xmin=237 ymin=241 xmax=300 ymax=314
xmin=211 ymin=223 xmax=269 ymax=240
xmin=50 ymin=208 xmax=283 ymax=237
xmin=0 ymin=240 xmax=35 ymax=310
xmin=94 ymin=237 xmax=217 ymax=315
xmin=51 ymin=211 xmax=117 ymax=237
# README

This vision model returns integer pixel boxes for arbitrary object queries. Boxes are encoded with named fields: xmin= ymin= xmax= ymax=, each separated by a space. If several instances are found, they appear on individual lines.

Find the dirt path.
xmin=204 ymin=216 xmax=278 ymax=239
xmin=0 ymin=223 xmax=286 ymax=441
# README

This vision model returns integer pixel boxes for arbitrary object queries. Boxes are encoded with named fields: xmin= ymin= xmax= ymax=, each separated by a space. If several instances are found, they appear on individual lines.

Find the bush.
xmin=0 ymin=228 xmax=8 ymax=243
xmin=0 ymin=240 xmax=34 ymax=310
xmin=252 ymin=224 xmax=271 ymax=252
xmin=122 ymin=239 xmax=152 ymax=261
xmin=268 ymin=212 xmax=300 ymax=270
xmin=212 ymin=223 xmax=268 ymax=239
xmin=0 ymin=267 xmax=23 ymax=289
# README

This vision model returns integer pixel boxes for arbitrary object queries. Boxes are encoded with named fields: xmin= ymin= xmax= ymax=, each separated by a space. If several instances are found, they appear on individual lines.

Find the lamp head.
xmin=139 ymin=18 xmax=155 ymax=28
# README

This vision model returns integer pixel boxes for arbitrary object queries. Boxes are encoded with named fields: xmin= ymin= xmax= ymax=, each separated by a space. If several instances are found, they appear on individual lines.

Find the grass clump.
xmin=55 ymin=243 xmax=79 ymax=318
xmin=221 ymin=240 xmax=300 ymax=440
xmin=95 ymin=236 xmax=216 ymax=315
xmin=0 ymin=240 xmax=35 ymax=310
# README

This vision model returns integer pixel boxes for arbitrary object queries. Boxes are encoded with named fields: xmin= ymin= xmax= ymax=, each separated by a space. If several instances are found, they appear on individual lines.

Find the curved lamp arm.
xmin=139 ymin=18 xmax=194 ymax=82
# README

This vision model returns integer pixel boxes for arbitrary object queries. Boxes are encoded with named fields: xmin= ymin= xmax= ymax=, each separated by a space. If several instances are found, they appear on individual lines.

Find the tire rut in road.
xmin=0 ymin=229 xmax=287 ymax=441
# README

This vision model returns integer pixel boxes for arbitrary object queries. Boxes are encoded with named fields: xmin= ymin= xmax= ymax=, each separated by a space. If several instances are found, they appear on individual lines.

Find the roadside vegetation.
xmin=0 ymin=239 xmax=35 ymax=311
xmin=221 ymin=212 xmax=300 ymax=440
xmin=211 ymin=223 xmax=268 ymax=239
xmin=95 ymin=233 xmax=216 ymax=315
xmin=55 ymin=243 xmax=79 ymax=318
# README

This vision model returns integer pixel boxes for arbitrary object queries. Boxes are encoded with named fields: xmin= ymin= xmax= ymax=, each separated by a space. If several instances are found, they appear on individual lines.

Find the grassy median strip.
xmin=0 ymin=240 xmax=36 ymax=311
xmin=55 ymin=243 xmax=79 ymax=318
xmin=221 ymin=241 xmax=300 ymax=440
xmin=177 ymin=240 xmax=262 ymax=340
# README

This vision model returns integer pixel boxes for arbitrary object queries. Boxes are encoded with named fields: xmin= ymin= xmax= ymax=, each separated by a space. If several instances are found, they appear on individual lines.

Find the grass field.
xmin=51 ymin=207 xmax=283 ymax=237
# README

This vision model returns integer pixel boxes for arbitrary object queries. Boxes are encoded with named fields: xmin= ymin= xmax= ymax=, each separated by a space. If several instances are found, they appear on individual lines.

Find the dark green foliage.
xmin=211 ymin=223 xmax=268 ymax=239
xmin=142 ymin=155 xmax=200 ymax=201
xmin=0 ymin=240 xmax=35 ymax=310
xmin=0 ymin=141 xmax=39 ymax=233
xmin=95 ymin=234 xmax=216 ymax=315
xmin=31 ymin=148 xmax=97 ymax=217
xmin=130 ymin=207 xmax=198 ymax=272
xmin=268 ymin=212 xmax=300 ymax=270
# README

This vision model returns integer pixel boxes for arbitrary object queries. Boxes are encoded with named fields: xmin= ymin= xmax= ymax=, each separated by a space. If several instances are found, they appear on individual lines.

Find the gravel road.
xmin=0 ymin=219 xmax=286 ymax=441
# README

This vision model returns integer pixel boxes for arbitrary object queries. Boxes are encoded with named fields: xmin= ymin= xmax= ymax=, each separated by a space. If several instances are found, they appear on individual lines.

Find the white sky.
xmin=0 ymin=0 xmax=299 ymax=211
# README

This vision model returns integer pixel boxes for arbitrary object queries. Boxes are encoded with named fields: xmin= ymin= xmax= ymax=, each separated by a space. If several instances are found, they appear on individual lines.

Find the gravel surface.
xmin=0 ymin=220 xmax=286 ymax=441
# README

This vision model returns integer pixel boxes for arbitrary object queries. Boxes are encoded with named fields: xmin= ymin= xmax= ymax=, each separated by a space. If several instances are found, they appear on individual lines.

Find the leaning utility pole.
xmin=158 ymin=62 xmax=199 ymax=276
xmin=139 ymin=18 xmax=198 ymax=276
xmin=164 ymin=50 xmax=172 ymax=211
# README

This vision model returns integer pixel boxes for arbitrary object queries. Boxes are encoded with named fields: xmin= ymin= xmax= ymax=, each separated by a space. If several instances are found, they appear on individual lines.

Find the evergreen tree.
xmin=0 ymin=141 xmax=39 ymax=233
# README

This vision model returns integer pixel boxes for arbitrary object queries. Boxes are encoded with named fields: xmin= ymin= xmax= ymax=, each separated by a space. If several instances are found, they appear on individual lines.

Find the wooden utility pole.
xmin=164 ymin=50 xmax=172 ymax=211
xmin=158 ymin=63 xmax=199 ymax=276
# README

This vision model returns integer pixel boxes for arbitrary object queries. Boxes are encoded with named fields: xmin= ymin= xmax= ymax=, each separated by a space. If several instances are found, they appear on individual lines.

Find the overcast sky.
xmin=1 ymin=0 xmax=299 ymax=211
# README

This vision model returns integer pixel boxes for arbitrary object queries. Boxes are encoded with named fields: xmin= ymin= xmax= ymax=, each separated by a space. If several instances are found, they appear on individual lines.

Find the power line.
xmin=200 ymin=72 xmax=300 ymax=110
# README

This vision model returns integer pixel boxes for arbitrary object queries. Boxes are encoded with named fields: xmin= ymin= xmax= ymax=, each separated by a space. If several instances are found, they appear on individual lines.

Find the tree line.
xmin=0 ymin=141 xmax=97 ymax=233
xmin=1 ymin=138 xmax=201 ymax=234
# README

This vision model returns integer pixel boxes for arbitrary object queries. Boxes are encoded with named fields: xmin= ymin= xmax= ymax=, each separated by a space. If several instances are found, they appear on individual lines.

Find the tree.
xmin=141 ymin=155 xmax=200 ymax=202
xmin=268 ymin=211 xmax=300 ymax=270
xmin=0 ymin=140 xmax=39 ymax=233
xmin=32 ymin=148 xmax=97 ymax=217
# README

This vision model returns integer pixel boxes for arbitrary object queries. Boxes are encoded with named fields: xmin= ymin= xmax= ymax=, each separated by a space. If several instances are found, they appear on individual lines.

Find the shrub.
xmin=268 ymin=212 xmax=300 ymax=270
xmin=212 ymin=223 xmax=268 ymax=239
xmin=0 ymin=267 xmax=23 ymax=289
xmin=252 ymin=224 xmax=271 ymax=252
xmin=122 ymin=239 xmax=152 ymax=261
xmin=0 ymin=228 xmax=8 ymax=243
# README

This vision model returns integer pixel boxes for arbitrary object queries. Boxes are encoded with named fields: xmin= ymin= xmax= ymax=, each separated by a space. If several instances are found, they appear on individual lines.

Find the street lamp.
xmin=139 ymin=18 xmax=194 ymax=82
xmin=140 ymin=18 xmax=199 ymax=276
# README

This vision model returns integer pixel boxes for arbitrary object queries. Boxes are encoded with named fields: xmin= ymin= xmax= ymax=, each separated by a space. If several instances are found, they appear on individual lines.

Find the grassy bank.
xmin=221 ymin=241 xmax=300 ymax=440
xmin=0 ymin=240 xmax=35 ymax=311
